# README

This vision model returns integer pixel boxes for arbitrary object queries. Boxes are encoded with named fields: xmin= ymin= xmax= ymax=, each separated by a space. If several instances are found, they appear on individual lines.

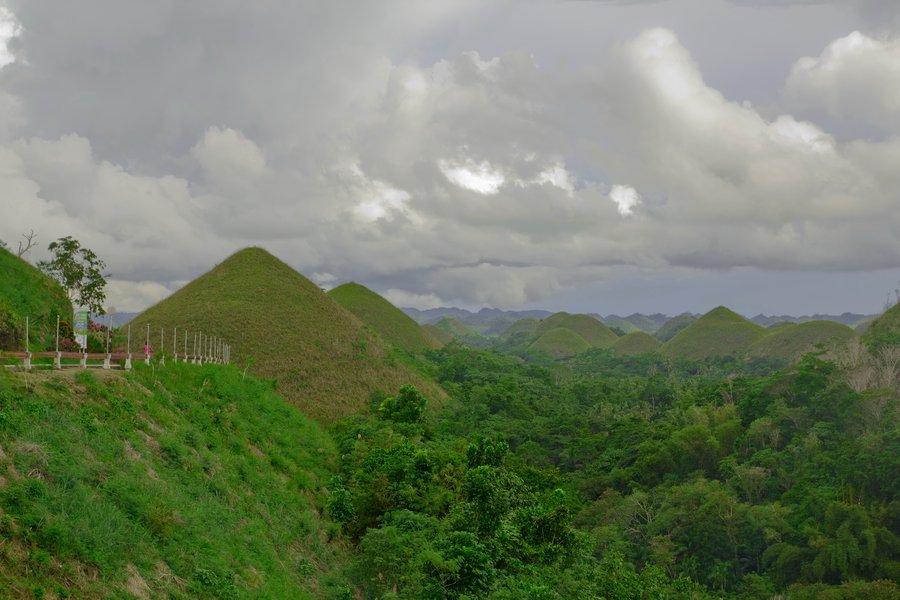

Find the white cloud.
xmin=439 ymin=158 xmax=506 ymax=194
xmin=0 ymin=7 xmax=21 ymax=69
xmin=105 ymin=280 xmax=180 ymax=313
xmin=609 ymin=184 xmax=641 ymax=216
xmin=382 ymin=288 xmax=444 ymax=310
xmin=785 ymin=31 xmax=900 ymax=132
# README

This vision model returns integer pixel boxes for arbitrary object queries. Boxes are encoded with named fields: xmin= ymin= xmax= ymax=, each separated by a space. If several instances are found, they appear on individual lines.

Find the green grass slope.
xmin=748 ymin=320 xmax=855 ymax=363
xmin=327 ymin=282 xmax=440 ymax=353
xmin=863 ymin=302 xmax=900 ymax=349
xmin=655 ymin=313 xmax=697 ymax=342
xmin=535 ymin=313 xmax=617 ymax=348
xmin=662 ymin=306 xmax=767 ymax=360
xmin=529 ymin=327 xmax=591 ymax=359
xmin=0 ymin=247 xmax=72 ymax=350
xmin=610 ymin=331 xmax=661 ymax=355
xmin=127 ymin=247 xmax=443 ymax=423
xmin=422 ymin=324 xmax=453 ymax=345
xmin=0 ymin=364 xmax=346 ymax=598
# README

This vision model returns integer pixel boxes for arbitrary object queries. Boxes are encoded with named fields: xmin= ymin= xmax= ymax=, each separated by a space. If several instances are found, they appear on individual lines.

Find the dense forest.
xmin=327 ymin=342 xmax=899 ymax=598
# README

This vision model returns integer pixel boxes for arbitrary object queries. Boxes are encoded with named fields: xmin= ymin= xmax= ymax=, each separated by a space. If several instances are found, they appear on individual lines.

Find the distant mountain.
xmin=91 ymin=311 xmax=140 ymax=328
xmin=750 ymin=312 xmax=874 ymax=328
xmin=403 ymin=307 xmax=553 ymax=335
xmin=599 ymin=313 xmax=670 ymax=333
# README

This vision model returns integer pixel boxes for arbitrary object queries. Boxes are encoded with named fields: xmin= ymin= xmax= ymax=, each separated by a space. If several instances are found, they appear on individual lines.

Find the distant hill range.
xmin=402 ymin=306 xmax=874 ymax=335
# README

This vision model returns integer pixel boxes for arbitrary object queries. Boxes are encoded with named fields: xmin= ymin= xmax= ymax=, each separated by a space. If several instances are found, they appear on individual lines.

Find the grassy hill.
xmin=655 ymin=313 xmax=697 ymax=342
xmin=327 ymin=282 xmax=439 ymax=353
xmin=748 ymin=320 xmax=855 ymax=363
xmin=422 ymin=324 xmax=453 ymax=345
xmin=863 ymin=301 xmax=900 ymax=349
xmin=127 ymin=247 xmax=443 ymax=423
xmin=535 ymin=313 xmax=617 ymax=348
xmin=610 ymin=331 xmax=661 ymax=355
xmin=529 ymin=327 xmax=591 ymax=359
xmin=0 ymin=364 xmax=346 ymax=598
xmin=662 ymin=306 xmax=767 ymax=360
xmin=0 ymin=247 xmax=72 ymax=351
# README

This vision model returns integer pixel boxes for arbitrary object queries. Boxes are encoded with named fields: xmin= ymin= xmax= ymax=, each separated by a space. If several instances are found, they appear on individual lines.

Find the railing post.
xmin=125 ymin=324 xmax=132 ymax=370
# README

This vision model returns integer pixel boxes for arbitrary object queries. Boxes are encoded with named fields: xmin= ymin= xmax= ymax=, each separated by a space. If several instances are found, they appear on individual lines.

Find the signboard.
xmin=74 ymin=308 xmax=89 ymax=350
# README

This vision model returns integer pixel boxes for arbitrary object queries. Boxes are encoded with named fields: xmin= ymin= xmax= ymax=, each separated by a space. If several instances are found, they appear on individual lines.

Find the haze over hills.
xmin=127 ymin=247 xmax=443 ymax=423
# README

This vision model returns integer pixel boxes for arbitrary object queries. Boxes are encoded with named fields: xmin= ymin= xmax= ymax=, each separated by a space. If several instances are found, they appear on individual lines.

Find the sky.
xmin=2 ymin=0 xmax=900 ymax=316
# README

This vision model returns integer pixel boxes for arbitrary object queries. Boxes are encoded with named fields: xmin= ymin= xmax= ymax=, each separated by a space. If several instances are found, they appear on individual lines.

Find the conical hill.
xmin=748 ymin=320 xmax=855 ymax=363
xmin=327 ymin=282 xmax=440 ymax=353
xmin=128 ymin=247 xmax=443 ymax=423
xmin=0 ymin=247 xmax=72 ymax=350
xmin=611 ymin=331 xmax=661 ymax=355
xmin=535 ymin=312 xmax=617 ymax=348
xmin=662 ymin=306 xmax=766 ymax=360
xmin=863 ymin=302 xmax=900 ymax=349
xmin=529 ymin=327 xmax=590 ymax=359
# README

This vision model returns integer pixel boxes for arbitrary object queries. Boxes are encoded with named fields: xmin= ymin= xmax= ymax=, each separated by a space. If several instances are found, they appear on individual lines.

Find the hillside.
xmin=529 ymin=327 xmax=591 ymax=359
xmin=863 ymin=301 xmax=900 ymax=349
xmin=422 ymin=324 xmax=453 ymax=345
xmin=0 ymin=364 xmax=345 ymax=598
xmin=127 ymin=247 xmax=443 ymax=423
xmin=662 ymin=306 xmax=767 ymax=360
xmin=748 ymin=320 xmax=855 ymax=363
xmin=0 ymin=247 xmax=72 ymax=351
xmin=655 ymin=313 xmax=697 ymax=342
xmin=610 ymin=331 xmax=661 ymax=355
xmin=535 ymin=312 xmax=618 ymax=348
xmin=327 ymin=282 xmax=439 ymax=353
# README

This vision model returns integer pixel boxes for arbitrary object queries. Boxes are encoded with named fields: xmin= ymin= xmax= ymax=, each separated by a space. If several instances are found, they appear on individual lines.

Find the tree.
xmin=37 ymin=236 xmax=108 ymax=314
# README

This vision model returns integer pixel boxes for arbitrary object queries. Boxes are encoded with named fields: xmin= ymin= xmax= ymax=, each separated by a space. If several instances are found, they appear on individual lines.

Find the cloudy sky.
xmin=2 ymin=0 xmax=900 ymax=316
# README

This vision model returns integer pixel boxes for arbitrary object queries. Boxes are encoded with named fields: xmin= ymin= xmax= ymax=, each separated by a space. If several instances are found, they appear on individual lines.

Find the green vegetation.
xmin=748 ymin=320 xmax=855 ymax=363
xmin=126 ymin=247 xmax=443 ymax=423
xmin=864 ymin=301 xmax=900 ymax=349
xmin=529 ymin=327 xmax=591 ymax=359
xmin=662 ymin=307 xmax=767 ymax=360
xmin=610 ymin=331 xmax=661 ymax=355
xmin=535 ymin=312 xmax=618 ymax=348
xmin=0 ymin=363 xmax=347 ymax=598
xmin=37 ymin=236 xmax=108 ymax=314
xmin=422 ymin=324 xmax=453 ymax=346
xmin=655 ymin=313 xmax=697 ymax=341
xmin=0 ymin=247 xmax=72 ymax=351
xmin=327 ymin=282 xmax=440 ymax=353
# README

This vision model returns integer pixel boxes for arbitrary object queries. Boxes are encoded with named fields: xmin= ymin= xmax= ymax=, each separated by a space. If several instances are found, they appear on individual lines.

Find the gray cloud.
xmin=1 ymin=1 xmax=899 ymax=311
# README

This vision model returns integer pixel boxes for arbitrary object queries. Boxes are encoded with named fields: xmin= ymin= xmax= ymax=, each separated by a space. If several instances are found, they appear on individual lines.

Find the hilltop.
xmin=662 ymin=306 xmax=767 ymax=360
xmin=529 ymin=327 xmax=591 ymax=359
xmin=327 ymin=282 xmax=439 ymax=353
xmin=863 ymin=301 xmax=900 ymax=349
xmin=748 ymin=320 xmax=855 ymax=363
xmin=0 ymin=247 xmax=72 ymax=350
xmin=611 ymin=331 xmax=661 ymax=355
xmin=535 ymin=312 xmax=618 ymax=348
xmin=127 ymin=248 xmax=442 ymax=423
xmin=0 ymin=364 xmax=345 ymax=597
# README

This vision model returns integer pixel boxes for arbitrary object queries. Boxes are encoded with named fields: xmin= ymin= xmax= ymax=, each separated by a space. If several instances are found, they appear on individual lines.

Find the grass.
xmin=529 ymin=327 xmax=591 ymax=359
xmin=863 ymin=301 xmax=900 ymax=349
xmin=0 ymin=363 xmax=349 ymax=598
xmin=535 ymin=313 xmax=617 ymax=348
xmin=662 ymin=306 xmax=767 ymax=360
xmin=327 ymin=282 xmax=440 ymax=353
xmin=748 ymin=320 xmax=855 ymax=363
xmin=125 ymin=247 xmax=444 ymax=424
xmin=0 ymin=248 xmax=72 ymax=351
xmin=610 ymin=331 xmax=661 ymax=355
xmin=655 ymin=313 xmax=697 ymax=342
xmin=422 ymin=324 xmax=452 ymax=345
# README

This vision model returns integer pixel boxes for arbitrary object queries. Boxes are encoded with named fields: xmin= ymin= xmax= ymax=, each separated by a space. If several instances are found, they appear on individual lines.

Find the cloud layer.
xmin=1 ymin=1 xmax=898 ymax=310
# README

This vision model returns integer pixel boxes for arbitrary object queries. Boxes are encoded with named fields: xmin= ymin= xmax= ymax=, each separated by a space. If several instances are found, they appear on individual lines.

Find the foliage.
xmin=37 ymin=236 xmax=108 ymax=314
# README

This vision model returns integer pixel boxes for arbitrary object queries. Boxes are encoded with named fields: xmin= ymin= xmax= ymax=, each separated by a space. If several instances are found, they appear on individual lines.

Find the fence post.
xmin=173 ymin=327 xmax=178 ymax=363
xmin=125 ymin=325 xmax=132 ymax=370
xmin=145 ymin=324 xmax=150 ymax=365
xmin=24 ymin=316 xmax=32 ymax=370
xmin=54 ymin=315 xmax=62 ymax=369
xmin=160 ymin=328 xmax=165 ymax=366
